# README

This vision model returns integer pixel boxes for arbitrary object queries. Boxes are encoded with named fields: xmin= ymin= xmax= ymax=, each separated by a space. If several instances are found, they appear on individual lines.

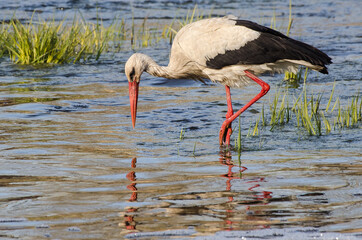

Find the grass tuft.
xmin=1 ymin=15 xmax=115 ymax=64
xmin=334 ymin=94 xmax=361 ymax=129
xmin=244 ymin=82 xmax=361 ymax=141
xmin=268 ymin=88 xmax=291 ymax=130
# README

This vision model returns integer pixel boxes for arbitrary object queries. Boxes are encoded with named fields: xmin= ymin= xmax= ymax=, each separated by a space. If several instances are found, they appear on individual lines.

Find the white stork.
xmin=125 ymin=15 xmax=332 ymax=146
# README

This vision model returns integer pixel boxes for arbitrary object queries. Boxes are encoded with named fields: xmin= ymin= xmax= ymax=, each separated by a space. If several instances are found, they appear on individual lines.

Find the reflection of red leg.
xmin=248 ymin=184 xmax=260 ymax=191
xmin=125 ymin=157 xmax=138 ymax=229
xmin=126 ymin=171 xmax=136 ymax=181
xmin=126 ymin=159 xmax=138 ymax=202
xmin=262 ymin=191 xmax=272 ymax=199
xmin=127 ymin=183 xmax=137 ymax=192
xmin=129 ymin=191 xmax=138 ymax=202
xmin=246 ymin=177 xmax=265 ymax=184
xmin=219 ymin=150 xmax=244 ymax=230
xmin=124 ymin=215 xmax=136 ymax=230
xmin=131 ymin=158 xmax=137 ymax=168
xmin=247 ymin=177 xmax=273 ymax=201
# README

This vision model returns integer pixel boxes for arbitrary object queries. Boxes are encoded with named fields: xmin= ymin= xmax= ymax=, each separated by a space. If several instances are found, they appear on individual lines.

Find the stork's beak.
xmin=129 ymin=80 xmax=139 ymax=128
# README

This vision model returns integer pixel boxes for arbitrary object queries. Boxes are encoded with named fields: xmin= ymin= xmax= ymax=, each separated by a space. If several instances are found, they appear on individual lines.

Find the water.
xmin=0 ymin=0 xmax=361 ymax=239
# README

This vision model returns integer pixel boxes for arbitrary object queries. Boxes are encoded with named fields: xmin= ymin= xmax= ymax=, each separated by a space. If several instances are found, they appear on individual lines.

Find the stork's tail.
xmin=287 ymin=38 xmax=332 ymax=74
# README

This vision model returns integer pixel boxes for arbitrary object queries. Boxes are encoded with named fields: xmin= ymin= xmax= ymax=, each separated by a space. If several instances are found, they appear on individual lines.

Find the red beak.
xmin=129 ymin=81 xmax=139 ymax=128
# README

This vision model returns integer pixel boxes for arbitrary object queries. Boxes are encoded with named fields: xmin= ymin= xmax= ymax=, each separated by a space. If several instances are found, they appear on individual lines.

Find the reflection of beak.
xmin=129 ymin=80 xmax=139 ymax=128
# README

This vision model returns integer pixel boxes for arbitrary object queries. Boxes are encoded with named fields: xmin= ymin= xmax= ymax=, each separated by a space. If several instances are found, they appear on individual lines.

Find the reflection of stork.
xmin=219 ymin=150 xmax=247 ymax=199
xmin=125 ymin=16 xmax=332 ymax=145
xmin=124 ymin=158 xmax=138 ymax=231
xmin=219 ymin=150 xmax=273 ymax=230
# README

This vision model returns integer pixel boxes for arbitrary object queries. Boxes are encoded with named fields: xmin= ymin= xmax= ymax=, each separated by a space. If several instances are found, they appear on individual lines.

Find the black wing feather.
xmin=206 ymin=20 xmax=332 ymax=74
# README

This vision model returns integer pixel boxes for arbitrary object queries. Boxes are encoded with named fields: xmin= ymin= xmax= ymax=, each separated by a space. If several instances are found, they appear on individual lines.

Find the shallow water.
xmin=0 ymin=0 xmax=361 ymax=239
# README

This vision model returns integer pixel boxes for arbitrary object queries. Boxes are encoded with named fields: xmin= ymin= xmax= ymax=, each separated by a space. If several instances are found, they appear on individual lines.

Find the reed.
xmin=1 ymin=15 xmax=115 ymax=64
xmin=269 ymin=89 xmax=291 ymax=129
xmin=130 ymin=17 xmax=163 ymax=49
xmin=286 ymin=0 xmax=293 ymax=37
xmin=293 ymin=89 xmax=320 ymax=135
xmin=236 ymin=116 xmax=242 ymax=151
xmin=243 ymin=81 xmax=360 ymax=142
xmin=0 ymin=23 xmax=8 ymax=58
xmin=179 ymin=128 xmax=185 ymax=140
xmin=325 ymin=81 xmax=336 ymax=112
xmin=270 ymin=0 xmax=293 ymax=35
xmin=334 ymin=94 xmax=361 ymax=129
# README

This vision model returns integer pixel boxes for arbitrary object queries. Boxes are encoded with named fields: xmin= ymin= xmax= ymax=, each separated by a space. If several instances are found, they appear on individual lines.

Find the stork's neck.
xmin=141 ymin=54 xmax=181 ymax=79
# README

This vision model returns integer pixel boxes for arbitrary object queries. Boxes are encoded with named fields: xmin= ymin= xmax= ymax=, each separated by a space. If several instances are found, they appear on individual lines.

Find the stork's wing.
xmin=175 ymin=17 xmax=331 ymax=74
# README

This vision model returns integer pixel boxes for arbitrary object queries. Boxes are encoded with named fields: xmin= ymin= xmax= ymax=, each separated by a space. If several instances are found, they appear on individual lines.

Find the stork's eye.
xmin=129 ymin=68 xmax=135 ymax=81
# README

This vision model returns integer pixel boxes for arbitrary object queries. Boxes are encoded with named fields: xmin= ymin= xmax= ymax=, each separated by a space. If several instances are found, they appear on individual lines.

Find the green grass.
xmin=179 ymin=128 xmax=185 ymax=140
xmin=269 ymin=88 xmax=291 ymax=129
xmin=293 ymin=86 xmax=323 ymax=135
xmin=236 ymin=117 xmax=242 ymax=151
xmin=0 ymin=15 xmax=115 ymax=64
xmin=333 ymin=94 xmax=362 ymax=129
xmin=193 ymin=142 xmax=197 ymax=157
xmin=245 ymin=83 xmax=361 ymax=139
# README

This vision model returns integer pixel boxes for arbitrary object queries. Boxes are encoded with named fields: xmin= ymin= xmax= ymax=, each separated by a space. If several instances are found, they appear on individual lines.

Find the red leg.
xmin=222 ymin=86 xmax=234 ymax=145
xmin=219 ymin=71 xmax=270 ymax=145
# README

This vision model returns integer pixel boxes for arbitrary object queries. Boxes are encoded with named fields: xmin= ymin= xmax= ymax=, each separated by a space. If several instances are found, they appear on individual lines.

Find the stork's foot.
xmin=219 ymin=107 xmax=234 ymax=146
xmin=219 ymin=121 xmax=232 ymax=146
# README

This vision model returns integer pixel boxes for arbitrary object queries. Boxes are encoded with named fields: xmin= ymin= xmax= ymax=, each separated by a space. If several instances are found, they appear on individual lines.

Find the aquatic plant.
xmin=269 ymin=89 xmax=291 ymax=129
xmin=333 ymin=94 xmax=362 ymax=129
xmin=236 ymin=117 xmax=242 ymax=150
xmin=1 ymin=15 xmax=114 ymax=64
xmin=129 ymin=16 xmax=164 ymax=49
xmin=0 ymin=23 xmax=9 ymax=58
xmin=245 ymin=82 xmax=361 ymax=140
xmin=292 ymin=86 xmax=323 ymax=135
xmin=179 ymin=128 xmax=185 ymax=140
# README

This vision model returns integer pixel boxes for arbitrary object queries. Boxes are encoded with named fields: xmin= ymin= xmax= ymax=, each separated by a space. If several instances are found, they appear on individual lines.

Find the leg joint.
xmin=262 ymin=82 xmax=270 ymax=95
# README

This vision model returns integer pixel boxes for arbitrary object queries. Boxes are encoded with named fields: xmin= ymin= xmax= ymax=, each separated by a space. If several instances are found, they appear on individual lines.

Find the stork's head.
xmin=125 ymin=53 xmax=148 ymax=128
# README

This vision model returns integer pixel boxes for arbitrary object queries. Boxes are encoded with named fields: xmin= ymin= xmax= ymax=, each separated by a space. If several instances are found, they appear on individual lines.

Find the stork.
xmin=125 ymin=15 xmax=332 ymax=146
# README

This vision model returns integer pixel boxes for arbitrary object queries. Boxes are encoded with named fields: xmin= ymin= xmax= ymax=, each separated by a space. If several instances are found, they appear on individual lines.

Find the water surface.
xmin=0 ymin=0 xmax=361 ymax=239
